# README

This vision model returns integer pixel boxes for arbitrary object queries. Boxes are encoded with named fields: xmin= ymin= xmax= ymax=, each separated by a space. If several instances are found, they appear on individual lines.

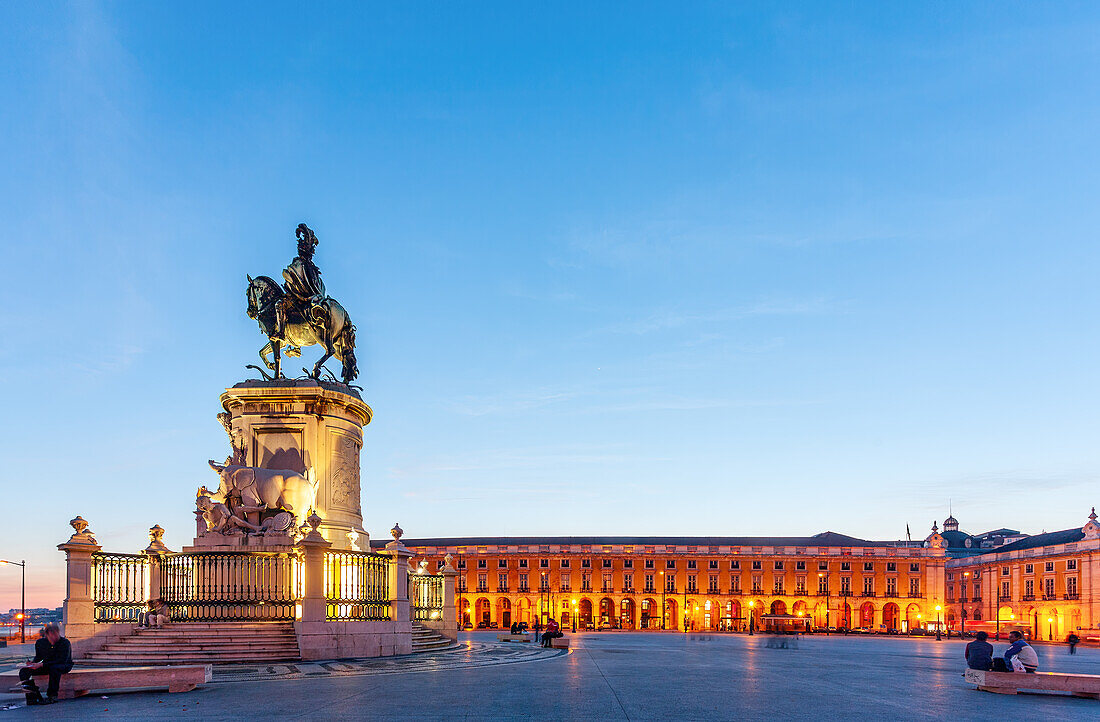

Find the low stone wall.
xmin=294 ymin=619 xmax=413 ymax=659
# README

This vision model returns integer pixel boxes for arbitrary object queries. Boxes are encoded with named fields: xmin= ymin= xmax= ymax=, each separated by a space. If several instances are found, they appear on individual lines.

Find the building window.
xmin=666 ymin=560 xmax=676 ymax=569
xmin=909 ymin=578 xmax=920 ymax=597
xmin=886 ymin=577 xmax=897 ymax=596
xmin=863 ymin=562 xmax=874 ymax=572
xmin=1024 ymin=579 xmax=1034 ymax=598
xmin=818 ymin=562 xmax=828 ymax=571
xmin=624 ymin=573 xmax=633 ymax=591
xmin=1001 ymin=566 xmax=1009 ymax=576
xmin=730 ymin=575 xmax=741 ymax=593
xmin=1025 ymin=564 xmax=1033 ymax=574
xmin=887 ymin=562 xmax=896 ymax=572
xmin=1067 ymin=559 xmax=1078 ymax=570
xmin=1000 ymin=580 xmax=1010 ymax=599
xmin=624 ymin=559 xmax=633 ymax=568
xmin=519 ymin=573 xmax=528 ymax=591
xmin=560 ymin=574 xmax=571 ymax=592
xmin=498 ymin=559 xmax=507 ymax=568
xmin=752 ymin=561 xmax=762 ymax=570
xmin=477 ymin=559 xmax=487 ymax=569
xmin=795 ymin=576 xmax=806 ymax=594
xmin=687 ymin=560 xmax=697 ymax=570
xmin=688 ymin=575 xmax=698 ymax=593
xmin=477 ymin=573 xmax=488 ymax=592
xmin=519 ymin=559 xmax=528 ymax=568
xmin=457 ymin=576 xmax=467 ymax=592
xmin=910 ymin=563 xmax=920 ymax=573
xmin=840 ymin=576 xmax=851 ymax=593
xmin=644 ymin=574 xmax=655 ymax=593
xmin=539 ymin=573 xmax=549 ymax=592
xmin=795 ymin=561 xmax=806 ymax=570
xmin=863 ymin=577 xmax=874 ymax=595
xmin=772 ymin=577 xmax=784 ymax=594
xmin=840 ymin=562 xmax=851 ymax=571
xmin=665 ymin=574 xmax=676 ymax=593
xmin=1067 ymin=577 xmax=1078 ymax=596
xmin=709 ymin=560 xmax=719 ymax=569
xmin=602 ymin=559 xmax=612 ymax=568
xmin=497 ymin=573 xmax=508 ymax=591
xmin=817 ymin=575 xmax=828 ymax=593
xmin=1044 ymin=578 xmax=1055 ymax=598
xmin=645 ymin=559 xmax=655 ymax=569
xmin=582 ymin=558 xmax=592 ymax=568
xmin=731 ymin=560 xmax=740 ymax=570
xmin=708 ymin=575 xmax=719 ymax=593
xmin=774 ymin=561 xmax=784 ymax=570
xmin=457 ymin=559 xmax=467 ymax=569
xmin=1045 ymin=562 xmax=1054 ymax=573
xmin=752 ymin=575 xmax=763 ymax=593
xmin=581 ymin=573 xmax=592 ymax=592
xmin=602 ymin=572 xmax=612 ymax=592
xmin=540 ymin=558 xmax=549 ymax=568
xmin=561 ymin=559 xmax=570 ymax=568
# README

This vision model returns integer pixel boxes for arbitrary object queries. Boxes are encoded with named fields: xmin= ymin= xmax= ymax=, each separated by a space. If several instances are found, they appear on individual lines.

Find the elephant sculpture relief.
xmin=206 ymin=460 xmax=318 ymax=523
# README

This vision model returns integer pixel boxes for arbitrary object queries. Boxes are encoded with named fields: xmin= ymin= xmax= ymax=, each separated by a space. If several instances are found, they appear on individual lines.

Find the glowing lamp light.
xmin=1010 ymin=614 xmax=1015 ymax=620
xmin=917 ymin=614 xmax=922 ymax=619
xmin=749 ymin=601 xmax=755 ymax=608
xmin=935 ymin=605 xmax=942 ymax=612
xmin=15 ymin=613 xmax=24 ymax=620
xmin=1047 ymin=617 xmax=1054 ymax=623
xmin=797 ymin=611 xmax=804 ymax=617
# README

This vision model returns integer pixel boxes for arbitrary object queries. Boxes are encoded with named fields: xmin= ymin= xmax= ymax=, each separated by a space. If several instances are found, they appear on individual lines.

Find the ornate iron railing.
xmin=410 ymin=573 xmax=444 ymax=621
xmin=160 ymin=551 xmax=300 ymax=621
xmin=325 ymin=550 xmax=390 ymax=620
xmin=92 ymin=552 xmax=149 ymax=623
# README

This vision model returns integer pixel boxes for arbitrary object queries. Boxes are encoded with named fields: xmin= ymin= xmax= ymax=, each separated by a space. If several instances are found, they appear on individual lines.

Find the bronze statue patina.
xmin=246 ymin=223 xmax=359 ymax=384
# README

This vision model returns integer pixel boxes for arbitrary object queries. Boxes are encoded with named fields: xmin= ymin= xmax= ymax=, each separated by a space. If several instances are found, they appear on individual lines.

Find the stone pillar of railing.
xmin=386 ymin=523 xmax=413 ymax=622
xmin=297 ymin=512 xmax=332 ymax=623
xmin=57 ymin=516 xmax=102 ymax=641
xmin=143 ymin=524 xmax=171 ymax=604
xmin=441 ymin=553 xmax=458 ymax=641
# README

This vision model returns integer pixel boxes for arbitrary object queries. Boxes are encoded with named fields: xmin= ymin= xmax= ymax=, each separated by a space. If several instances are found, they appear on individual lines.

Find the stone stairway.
xmin=411 ymin=624 xmax=457 ymax=652
xmin=81 ymin=622 xmax=301 ymax=665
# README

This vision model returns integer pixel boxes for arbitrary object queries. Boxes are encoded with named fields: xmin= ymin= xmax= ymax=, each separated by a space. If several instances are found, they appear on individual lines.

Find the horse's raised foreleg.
xmin=273 ymin=340 xmax=282 ymax=379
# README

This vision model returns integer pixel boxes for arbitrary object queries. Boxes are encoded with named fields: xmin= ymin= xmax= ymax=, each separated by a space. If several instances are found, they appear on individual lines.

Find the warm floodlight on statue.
xmin=245 ymin=223 xmax=359 ymax=385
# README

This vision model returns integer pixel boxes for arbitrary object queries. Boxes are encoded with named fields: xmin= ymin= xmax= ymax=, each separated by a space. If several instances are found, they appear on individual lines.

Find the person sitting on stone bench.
xmin=541 ymin=619 xmax=562 ymax=648
xmin=12 ymin=622 xmax=72 ymax=705
xmin=992 ymin=631 xmax=1039 ymax=673
xmin=964 ymin=631 xmax=994 ymax=671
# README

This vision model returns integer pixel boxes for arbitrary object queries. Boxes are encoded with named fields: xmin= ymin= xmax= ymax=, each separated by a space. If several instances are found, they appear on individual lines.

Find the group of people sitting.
xmin=965 ymin=630 xmax=1040 ymax=673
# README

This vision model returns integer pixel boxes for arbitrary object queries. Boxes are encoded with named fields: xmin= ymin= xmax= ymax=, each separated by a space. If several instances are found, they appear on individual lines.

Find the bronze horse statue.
xmin=246 ymin=275 xmax=358 ymax=384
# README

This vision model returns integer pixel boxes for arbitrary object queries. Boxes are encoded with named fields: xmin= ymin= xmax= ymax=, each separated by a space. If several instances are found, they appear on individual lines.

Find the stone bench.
xmin=550 ymin=635 xmax=570 ymax=649
xmin=496 ymin=633 xmax=533 ymax=643
xmin=964 ymin=669 xmax=1100 ymax=699
xmin=0 ymin=665 xmax=211 ymax=699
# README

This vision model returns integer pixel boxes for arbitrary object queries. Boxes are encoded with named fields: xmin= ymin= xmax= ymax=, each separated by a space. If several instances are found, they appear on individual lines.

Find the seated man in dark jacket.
xmin=14 ymin=622 xmax=72 ymax=704
xmin=964 ymin=631 xmax=994 ymax=670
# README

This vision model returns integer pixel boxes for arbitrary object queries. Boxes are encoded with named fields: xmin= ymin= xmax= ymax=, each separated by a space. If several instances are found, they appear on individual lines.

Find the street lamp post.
xmin=935 ymin=604 xmax=942 ymax=641
xmin=748 ymin=600 xmax=755 ymax=635
xmin=0 ymin=560 xmax=25 ymax=643
xmin=994 ymin=569 xmax=1001 ymax=641
xmin=572 ymin=599 xmax=578 ymax=633
xmin=1047 ymin=617 xmax=1054 ymax=642
xmin=660 ymin=572 xmax=665 ymax=630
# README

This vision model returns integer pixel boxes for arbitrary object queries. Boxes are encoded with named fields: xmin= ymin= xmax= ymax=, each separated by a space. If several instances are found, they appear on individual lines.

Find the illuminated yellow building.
xmin=945 ymin=508 xmax=1100 ymax=641
xmin=391 ymin=530 xmax=948 ymax=633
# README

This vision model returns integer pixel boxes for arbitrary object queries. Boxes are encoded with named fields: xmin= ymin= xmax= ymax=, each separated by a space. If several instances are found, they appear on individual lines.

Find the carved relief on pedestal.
xmin=329 ymin=431 xmax=362 ymax=515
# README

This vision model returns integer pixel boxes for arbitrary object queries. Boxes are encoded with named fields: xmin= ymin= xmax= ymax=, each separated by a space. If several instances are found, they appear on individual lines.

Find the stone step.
xmin=82 ymin=655 xmax=300 ymax=665
xmin=412 ymin=641 xmax=455 ymax=650
xmin=132 ymin=633 xmax=294 ymax=641
xmin=100 ymin=643 xmax=301 ymax=653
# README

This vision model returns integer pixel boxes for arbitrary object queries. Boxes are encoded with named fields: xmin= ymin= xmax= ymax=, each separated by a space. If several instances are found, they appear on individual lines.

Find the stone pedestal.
xmin=219 ymin=379 xmax=372 ymax=550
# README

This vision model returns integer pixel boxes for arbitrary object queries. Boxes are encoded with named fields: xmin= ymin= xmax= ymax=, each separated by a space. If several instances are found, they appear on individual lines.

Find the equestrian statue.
xmin=246 ymin=223 xmax=359 ymax=385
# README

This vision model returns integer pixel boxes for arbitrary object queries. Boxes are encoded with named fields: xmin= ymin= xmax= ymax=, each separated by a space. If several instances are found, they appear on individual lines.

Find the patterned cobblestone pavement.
xmin=210 ymin=640 xmax=566 ymax=683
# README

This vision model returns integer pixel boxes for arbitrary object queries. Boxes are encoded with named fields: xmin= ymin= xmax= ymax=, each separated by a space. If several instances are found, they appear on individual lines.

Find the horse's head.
xmin=246 ymin=275 xmax=283 ymax=322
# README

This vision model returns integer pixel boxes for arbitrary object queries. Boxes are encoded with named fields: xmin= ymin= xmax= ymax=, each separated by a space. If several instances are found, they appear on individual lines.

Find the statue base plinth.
xmin=184 ymin=534 xmax=296 ymax=553
xmin=219 ymin=379 xmax=372 ymax=550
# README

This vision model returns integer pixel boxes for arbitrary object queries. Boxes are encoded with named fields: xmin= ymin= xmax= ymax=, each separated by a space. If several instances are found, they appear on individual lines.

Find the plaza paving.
xmin=2 ymin=631 xmax=1099 ymax=719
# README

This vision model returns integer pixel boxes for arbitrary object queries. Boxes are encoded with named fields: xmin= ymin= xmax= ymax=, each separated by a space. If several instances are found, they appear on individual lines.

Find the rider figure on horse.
xmin=276 ymin=223 xmax=328 ymax=342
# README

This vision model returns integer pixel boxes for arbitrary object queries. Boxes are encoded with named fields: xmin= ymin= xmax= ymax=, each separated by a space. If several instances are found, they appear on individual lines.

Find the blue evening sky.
xmin=2 ymin=2 xmax=1100 ymax=606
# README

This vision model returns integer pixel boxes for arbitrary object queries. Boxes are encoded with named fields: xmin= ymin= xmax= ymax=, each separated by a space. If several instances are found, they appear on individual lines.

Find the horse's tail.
xmin=342 ymin=322 xmax=356 ymax=350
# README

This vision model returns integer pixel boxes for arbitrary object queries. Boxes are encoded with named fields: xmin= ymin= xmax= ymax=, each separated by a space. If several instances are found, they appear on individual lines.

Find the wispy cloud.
xmin=449 ymin=388 xmax=583 ymax=416
xmin=386 ymin=443 xmax=666 ymax=480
